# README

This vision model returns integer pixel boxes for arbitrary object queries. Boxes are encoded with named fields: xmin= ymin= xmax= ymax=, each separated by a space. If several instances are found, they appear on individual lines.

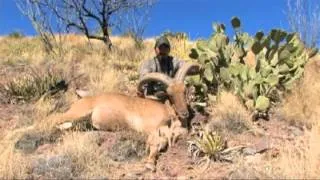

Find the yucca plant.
xmin=187 ymin=127 xmax=227 ymax=173
xmin=188 ymin=129 xmax=226 ymax=161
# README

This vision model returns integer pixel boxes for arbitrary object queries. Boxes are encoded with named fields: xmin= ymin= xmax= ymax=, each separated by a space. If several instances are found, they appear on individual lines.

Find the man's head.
xmin=155 ymin=36 xmax=171 ymax=58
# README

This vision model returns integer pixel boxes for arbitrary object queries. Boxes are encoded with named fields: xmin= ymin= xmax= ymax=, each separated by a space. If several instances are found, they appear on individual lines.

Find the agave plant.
xmin=188 ymin=129 xmax=226 ymax=161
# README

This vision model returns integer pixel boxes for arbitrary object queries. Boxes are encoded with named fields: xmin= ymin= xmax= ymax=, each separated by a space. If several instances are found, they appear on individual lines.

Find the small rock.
xmin=145 ymin=163 xmax=156 ymax=172
xmin=126 ymin=172 xmax=140 ymax=179
xmin=47 ymin=155 xmax=72 ymax=168
xmin=242 ymin=147 xmax=256 ymax=156
xmin=270 ymin=148 xmax=280 ymax=158
xmin=57 ymin=122 xmax=73 ymax=130
xmin=177 ymin=176 xmax=188 ymax=180
xmin=187 ymin=166 xmax=193 ymax=170
xmin=32 ymin=155 xmax=73 ymax=179
xmin=249 ymin=128 xmax=266 ymax=137
xmin=75 ymin=89 xmax=91 ymax=98
xmin=255 ymin=138 xmax=270 ymax=153
xmin=35 ymin=144 xmax=54 ymax=154
xmin=192 ymin=113 xmax=208 ymax=122
xmin=90 ymin=176 xmax=108 ymax=180
xmin=245 ymin=153 xmax=263 ymax=164
xmin=288 ymin=126 xmax=304 ymax=136
xmin=15 ymin=133 xmax=42 ymax=153
xmin=107 ymin=138 xmax=146 ymax=162
xmin=15 ymin=130 xmax=61 ymax=153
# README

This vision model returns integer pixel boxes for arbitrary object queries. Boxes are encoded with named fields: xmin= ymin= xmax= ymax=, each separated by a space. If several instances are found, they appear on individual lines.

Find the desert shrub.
xmin=0 ymin=67 xmax=66 ymax=103
xmin=7 ymin=31 xmax=25 ymax=39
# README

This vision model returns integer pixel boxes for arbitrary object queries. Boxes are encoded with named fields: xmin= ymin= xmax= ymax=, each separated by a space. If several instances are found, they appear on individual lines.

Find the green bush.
xmin=8 ymin=31 xmax=25 ymax=39
xmin=161 ymin=30 xmax=189 ymax=41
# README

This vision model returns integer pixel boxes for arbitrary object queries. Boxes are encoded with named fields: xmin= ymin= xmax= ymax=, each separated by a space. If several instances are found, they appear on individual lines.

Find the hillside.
xmin=0 ymin=34 xmax=319 ymax=179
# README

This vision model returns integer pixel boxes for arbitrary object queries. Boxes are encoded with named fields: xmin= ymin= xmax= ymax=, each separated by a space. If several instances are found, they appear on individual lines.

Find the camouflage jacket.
xmin=139 ymin=56 xmax=185 ymax=95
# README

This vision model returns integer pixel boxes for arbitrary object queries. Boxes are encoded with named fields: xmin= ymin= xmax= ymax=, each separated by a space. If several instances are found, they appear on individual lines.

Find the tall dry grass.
xmin=0 ymin=37 xmax=45 ymax=66
xmin=0 ymin=125 xmax=35 ymax=179
xmin=280 ymin=55 xmax=320 ymax=127
xmin=54 ymin=132 xmax=112 ymax=178
xmin=0 ymin=144 xmax=31 ymax=179
xmin=274 ymin=122 xmax=320 ymax=178
xmin=272 ymin=56 xmax=320 ymax=178
xmin=166 ymin=35 xmax=193 ymax=61
xmin=207 ymin=91 xmax=252 ymax=135
xmin=232 ymin=119 xmax=320 ymax=179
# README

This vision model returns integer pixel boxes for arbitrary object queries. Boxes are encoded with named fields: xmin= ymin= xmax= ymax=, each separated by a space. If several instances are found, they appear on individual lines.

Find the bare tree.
xmin=116 ymin=0 xmax=156 ymax=48
xmin=286 ymin=0 xmax=320 ymax=47
xmin=16 ymin=0 xmax=59 ymax=53
xmin=30 ymin=0 xmax=153 ymax=50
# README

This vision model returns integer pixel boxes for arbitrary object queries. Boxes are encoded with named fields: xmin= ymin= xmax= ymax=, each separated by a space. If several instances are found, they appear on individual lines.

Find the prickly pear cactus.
xmin=189 ymin=17 xmax=318 ymax=116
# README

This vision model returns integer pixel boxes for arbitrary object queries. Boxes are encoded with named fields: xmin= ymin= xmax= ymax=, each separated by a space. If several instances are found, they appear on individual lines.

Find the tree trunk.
xmin=40 ymin=35 xmax=54 ymax=53
xmin=103 ymin=27 xmax=112 ymax=50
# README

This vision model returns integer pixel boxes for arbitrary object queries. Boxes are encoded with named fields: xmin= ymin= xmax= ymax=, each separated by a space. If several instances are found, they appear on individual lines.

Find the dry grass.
xmin=0 ymin=144 xmax=31 ymax=179
xmin=270 ymin=91 xmax=320 ymax=178
xmin=166 ymin=35 xmax=193 ymax=61
xmin=0 ymin=36 xmax=45 ymax=66
xmin=207 ymin=91 xmax=252 ymax=135
xmin=32 ymin=93 xmax=73 ymax=132
xmin=231 ymin=120 xmax=320 ymax=179
xmin=84 ymin=66 xmax=122 ymax=94
xmin=0 ymin=67 xmax=66 ymax=104
xmin=280 ymin=56 xmax=320 ymax=127
xmin=54 ymin=132 xmax=111 ymax=178
xmin=274 ymin=123 xmax=320 ymax=178
xmin=52 ymin=130 xmax=148 ymax=178
xmin=0 ymin=126 xmax=35 ymax=179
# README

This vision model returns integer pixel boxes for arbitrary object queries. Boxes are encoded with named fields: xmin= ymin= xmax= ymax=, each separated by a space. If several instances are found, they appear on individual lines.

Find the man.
xmin=138 ymin=36 xmax=185 ymax=98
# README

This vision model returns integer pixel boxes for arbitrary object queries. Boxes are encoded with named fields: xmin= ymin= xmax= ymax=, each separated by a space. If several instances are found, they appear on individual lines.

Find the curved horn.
xmin=138 ymin=73 xmax=173 ymax=92
xmin=174 ymin=62 xmax=201 ymax=82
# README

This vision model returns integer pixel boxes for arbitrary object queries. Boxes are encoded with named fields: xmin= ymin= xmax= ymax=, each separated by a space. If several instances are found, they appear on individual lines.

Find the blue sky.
xmin=0 ymin=0 xmax=289 ymax=39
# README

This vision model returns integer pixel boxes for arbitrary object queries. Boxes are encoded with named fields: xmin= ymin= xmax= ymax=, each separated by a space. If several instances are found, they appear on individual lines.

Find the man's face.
xmin=155 ymin=44 xmax=170 ymax=59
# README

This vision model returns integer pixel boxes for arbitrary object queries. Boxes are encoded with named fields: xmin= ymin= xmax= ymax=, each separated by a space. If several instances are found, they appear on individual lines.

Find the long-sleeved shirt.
xmin=139 ymin=56 xmax=185 ymax=95
xmin=139 ymin=56 xmax=185 ymax=78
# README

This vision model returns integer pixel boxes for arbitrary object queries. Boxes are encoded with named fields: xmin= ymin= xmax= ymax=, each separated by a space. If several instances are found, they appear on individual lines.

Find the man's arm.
xmin=172 ymin=57 xmax=185 ymax=75
xmin=139 ymin=59 xmax=155 ymax=80
xmin=138 ymin=59 xmax=156 ymax=96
